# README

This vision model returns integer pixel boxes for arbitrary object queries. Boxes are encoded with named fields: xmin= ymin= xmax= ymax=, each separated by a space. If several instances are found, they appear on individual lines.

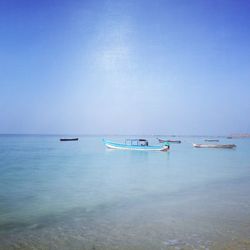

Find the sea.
xmin=0 ymin=135 xmax=250 ymax=250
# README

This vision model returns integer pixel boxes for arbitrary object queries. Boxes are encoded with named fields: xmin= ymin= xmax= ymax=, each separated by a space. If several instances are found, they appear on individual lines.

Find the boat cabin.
xmin=125 ymin=139 xmax=149 ymax=146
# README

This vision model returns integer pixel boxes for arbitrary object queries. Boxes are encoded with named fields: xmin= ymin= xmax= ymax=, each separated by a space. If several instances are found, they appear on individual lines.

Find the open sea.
xmin=0 ymin=135 xmax=250 ymax=250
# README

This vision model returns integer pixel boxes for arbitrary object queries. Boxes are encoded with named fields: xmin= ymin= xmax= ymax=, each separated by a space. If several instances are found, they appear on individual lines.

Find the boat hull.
xmin=60 ymin=138 xmax=79 ymax=141
xmin=204 ymin=139 xmax=219 ymax=142
xmin=103 ymin=140 xmax=169 ymax=151
xmin=193 ymin=143 xmax=236 ymax=149
xmin=158 ymin=138 xmax=181 ymax=143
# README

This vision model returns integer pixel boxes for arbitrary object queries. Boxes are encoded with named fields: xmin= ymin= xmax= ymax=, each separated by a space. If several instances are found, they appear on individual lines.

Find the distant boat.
xmin=204 ymin=139 xmax=219 ymax=142
xmin=227 ymin=136 xmax=233 ymax=139
xmin=193 ymin=143 xmax=236 ymax=149
xmin=158 ymin=138 xmax=181 ymax=143
xmin=103 ymin=139 xmax=170 ymax=151
xmin=60 ymin=138 xmax=79 ymax=141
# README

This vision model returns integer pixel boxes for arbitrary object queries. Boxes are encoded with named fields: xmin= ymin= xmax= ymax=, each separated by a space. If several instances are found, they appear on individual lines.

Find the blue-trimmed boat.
xmin=103 ymin=139 xmax=170 ymax=151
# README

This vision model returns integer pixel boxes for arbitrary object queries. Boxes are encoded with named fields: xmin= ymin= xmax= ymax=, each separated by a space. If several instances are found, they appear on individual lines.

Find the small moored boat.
xmin=193 ymin=143 xmax=236 ymax=149
xmin=204 ymin=139 xmax=219 ymax=142
xmin=103 ymin=139 xmax=170 ymax=151
xmin=60 ymin=138 xmax=79 ymax=141
xmin=158 ymin=138 xmax=181 ymax=143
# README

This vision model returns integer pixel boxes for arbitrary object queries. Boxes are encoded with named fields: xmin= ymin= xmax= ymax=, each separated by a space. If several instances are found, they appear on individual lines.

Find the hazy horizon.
xmin=0 ymin=133 xmax=247 ymax=137
xmin=1 ymin=0 xmax=250 ymax=135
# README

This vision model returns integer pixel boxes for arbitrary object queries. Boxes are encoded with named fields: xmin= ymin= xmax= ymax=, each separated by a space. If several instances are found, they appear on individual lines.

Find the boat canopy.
xmin=125 ymin=139 xmax=149 ymax=146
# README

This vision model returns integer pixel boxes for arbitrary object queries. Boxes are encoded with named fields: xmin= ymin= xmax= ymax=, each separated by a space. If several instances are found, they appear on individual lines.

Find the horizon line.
xmin=0 ymin=133 xmax=237 ymax=137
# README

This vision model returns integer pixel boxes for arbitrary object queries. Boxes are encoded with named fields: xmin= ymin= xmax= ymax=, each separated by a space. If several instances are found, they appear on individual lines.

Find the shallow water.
xmin=0 ymin=135 xmax=250 ymax=249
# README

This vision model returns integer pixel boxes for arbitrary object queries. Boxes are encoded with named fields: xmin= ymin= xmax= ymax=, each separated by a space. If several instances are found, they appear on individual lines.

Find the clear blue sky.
xmin=0 ymin=0 xmax=250 ymax=135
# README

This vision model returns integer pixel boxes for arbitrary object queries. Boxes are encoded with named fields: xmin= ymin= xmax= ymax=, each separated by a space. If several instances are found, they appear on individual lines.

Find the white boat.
xmin=193 ymin=143 xmax=236 ymax=149
xmin=204 ymin=139 xmax=219 ymax=142
xmin=158 ymin=138 xmax=181 ymax=143
xmin=103 ymin=139 xmax=170 ymax=151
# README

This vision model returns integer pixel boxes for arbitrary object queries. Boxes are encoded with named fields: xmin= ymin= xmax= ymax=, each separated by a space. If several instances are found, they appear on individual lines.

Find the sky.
xmin=0 ymin=0 xmax=250 ymax=135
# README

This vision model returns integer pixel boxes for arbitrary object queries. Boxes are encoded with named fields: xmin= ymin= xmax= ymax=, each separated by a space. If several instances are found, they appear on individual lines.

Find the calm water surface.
xmin=0 ymin=135 xmax=250 ymax=249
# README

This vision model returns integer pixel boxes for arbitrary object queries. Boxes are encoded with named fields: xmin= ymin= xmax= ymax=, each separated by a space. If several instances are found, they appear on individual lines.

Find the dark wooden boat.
xmin=168 ymin=140 xmax=181 ymax=143
xmin=60 ymin=138 xmax=79 ymax=141
xmin=204 ymin=139 xmax=219 ymax=142
xmin=158 ymin=138 xmax=181 ymax=143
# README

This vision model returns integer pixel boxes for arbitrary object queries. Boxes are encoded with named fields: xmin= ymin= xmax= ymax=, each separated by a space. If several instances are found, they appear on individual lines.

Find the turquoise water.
xmin=0 ymin=135 xmax=250 ymax=249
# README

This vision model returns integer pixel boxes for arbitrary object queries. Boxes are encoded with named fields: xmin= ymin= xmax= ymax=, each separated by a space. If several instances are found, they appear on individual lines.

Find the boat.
xmin=204 ymin=139 xmax=219 ymax=142
xmin=103 ymin=139 xmax=170 ymax=151
xmin=158 ymin=138 xmax=181 ymax=143
xmin=193 ymin=143 xmax=236 ymax=149
xmin=60 ymin=138 xmax=79 ymax=141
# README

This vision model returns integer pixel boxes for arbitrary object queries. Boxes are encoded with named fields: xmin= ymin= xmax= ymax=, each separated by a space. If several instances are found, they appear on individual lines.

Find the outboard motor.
xmin=164 ymin=142 xmax=170 ymax=149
